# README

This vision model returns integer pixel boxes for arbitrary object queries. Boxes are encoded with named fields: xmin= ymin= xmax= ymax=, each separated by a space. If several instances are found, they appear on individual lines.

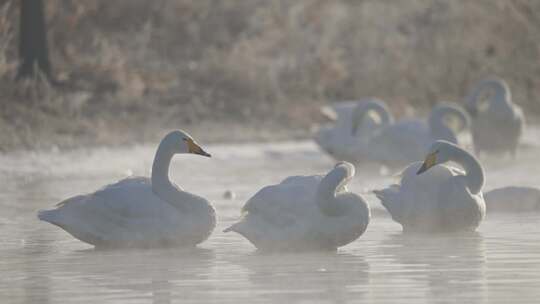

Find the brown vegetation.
xmin=0 ymin=0 xmax=539 ymax=150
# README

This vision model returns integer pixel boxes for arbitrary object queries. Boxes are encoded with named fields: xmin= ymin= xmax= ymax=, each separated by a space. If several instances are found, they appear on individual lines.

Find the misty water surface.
xmin=0 ymin=127 xmax=539 ymax=303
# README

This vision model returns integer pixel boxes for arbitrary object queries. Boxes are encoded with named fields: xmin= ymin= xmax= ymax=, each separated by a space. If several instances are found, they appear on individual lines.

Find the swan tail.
xmin=373 ymin=189 xmax=388 ymax=207
xmin=37 ymin=209 xmax=60 ymax=225
xmin=223 ymin=218 xmax=252 ymax=237
xmin=39 ymin=195 xmax=87 ymax=227
xmin=224 ymin=209 xmax=252 ymax=233
xmin=38 ymin=209 xmax=69 ymax=230
xmin=373 ymin=186 xmax=402 ymax=221
xmin=223 ymin=222 xmax=241 ymax=233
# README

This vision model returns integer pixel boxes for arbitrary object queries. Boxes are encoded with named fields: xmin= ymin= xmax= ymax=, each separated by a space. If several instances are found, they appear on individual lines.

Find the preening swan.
xmin=314 ymin=98 xmax=392 ymax=163
xmin=351 ymin=98 xmax=394 ymax=136
xmin=485 ymin=186 xmax=540 ymax=213
xmin=465 ymin=77 xmax=525 ymax=156
xmin=365 ymin=103 xmax=469 ymax=168
xmin=38 ymin=130 xmax=216 ymax=248
xmin=374 ymin=140 xmax=486 ymax=233
xmin=224 ymin=162 xmax=370 ymax=251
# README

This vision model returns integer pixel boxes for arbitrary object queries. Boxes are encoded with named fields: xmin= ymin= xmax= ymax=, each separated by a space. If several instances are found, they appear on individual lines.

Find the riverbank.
xmin=1 ymin=1 xmax=539 ymax=151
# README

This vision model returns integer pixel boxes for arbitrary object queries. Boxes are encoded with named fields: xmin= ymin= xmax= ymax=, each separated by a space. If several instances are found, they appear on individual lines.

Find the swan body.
xmin=374 ymin=140 xmax=486 ymax=233
xmin=314 ymin=99 xmax=392 ymax=163
xmin=366 ymin=103 xmax=469 ymax=167
xmin=485 ymin=186 xmax=540 ymax=213
xmin=465 ymin=78 xmax=525 ymax=156
xmin=38 ymin=130 xmax=216 ymax=248
xmin=224 ymin=162 xmax=370 ymax=251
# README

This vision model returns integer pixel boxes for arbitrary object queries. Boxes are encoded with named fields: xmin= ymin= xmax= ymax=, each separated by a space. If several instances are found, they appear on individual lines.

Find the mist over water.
xmin=1 ymin=127 xmax=539 ymax=303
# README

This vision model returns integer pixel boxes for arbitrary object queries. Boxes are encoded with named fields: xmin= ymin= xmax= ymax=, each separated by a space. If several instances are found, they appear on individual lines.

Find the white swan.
xmin=224 ymin=162 xmax=370 ymax=251
xmin=314 ymin=98 xmax=392 ymax=163
xmin=365 ymin=103 xmax=469 ymax=168
xmin=464 ymin=77 xmax=525 ymax=156
xmin=38 ymin=130 xmax=216 ymax=248
xmin=374 ymin=140 xmax=486 ymax=233
xmin=484 ymin=186 xmax=540 ymax=213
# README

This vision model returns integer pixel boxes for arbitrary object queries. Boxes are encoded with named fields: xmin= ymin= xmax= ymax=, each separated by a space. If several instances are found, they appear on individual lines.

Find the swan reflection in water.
xmin=40 ymin=248 xmax=216 ymax=304
xmin=226 ymin=250 xmax=370 ymax=302
xmin=376 ymin=232 xmax=486 ymax=302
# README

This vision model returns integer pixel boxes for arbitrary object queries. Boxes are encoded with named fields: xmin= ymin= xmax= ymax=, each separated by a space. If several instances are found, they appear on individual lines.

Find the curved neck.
xmin=467 ymin=79 xmax=512 ymax=110
xmin=448 ymin=146 xmax=484 ymax=194
xmin=317 ymin=164 xmax=352 ymax=216
xmin=352 ymin=100 xmax=394 ymax=135
xmin=151 ymin=144 xmax=181 ymax=199
xmin=428 ymin=106 xmax=466 ymax=143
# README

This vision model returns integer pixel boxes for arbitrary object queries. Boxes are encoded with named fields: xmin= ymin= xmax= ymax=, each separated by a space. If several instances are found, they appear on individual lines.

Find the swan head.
xmin=351 ymin=98 xmax=392 ymax=135
xmin=431 ymin=103 xmax=470 ymax=133
xmin=334 ymin=161 xmax=355 ymax=178
xmin=161 ymin=130 xmax=211 ymax=157
xmin=465 ymin=77 xmax=512 ymax=117
xmin=416 ymin=140 xmax=455 ymax=175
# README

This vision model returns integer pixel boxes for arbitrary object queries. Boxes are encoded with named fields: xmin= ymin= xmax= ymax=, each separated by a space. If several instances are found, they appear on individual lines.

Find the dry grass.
xmin=0 ymin=0 xmax=539 ymax=150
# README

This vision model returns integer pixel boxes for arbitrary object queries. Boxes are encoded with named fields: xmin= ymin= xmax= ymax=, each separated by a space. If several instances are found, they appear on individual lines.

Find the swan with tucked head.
xmin=365 ymin=103 xmax=469 ymax=168
xmin=484 ymin=186 xmax=540 ymax=213
xmin=224 ymin=162 xmax=370 ymax=251
xmin=351 ymin=98 xmax=394 ymax=136
xmin=314 ymin=98 xmax=392 ymax=163
xmin=374 ymin=140 xmax=486 ymax=233
xmin=465 ymin=77 xmax=524 ymax=156
xmin=38 ymin=130 xmax=216 ymax=248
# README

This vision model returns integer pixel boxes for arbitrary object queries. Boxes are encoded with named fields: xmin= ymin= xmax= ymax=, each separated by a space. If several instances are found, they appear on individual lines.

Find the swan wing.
xmin=227 ymin=175 xmax=322 ymax=249
xmin=314 ymin=122 xmax=374 ymax=162
xmin=368 ymin=121 xmax=430 ymax=164
xmin=241 ymin=175 xmax=321 ymax=225
xmin=376 ymin=162 xmax=454 ymax=229
xmin=39 ymin=177 xmax=188 ymax=246
xmin=473 ymin=104 xmax=523 ymax=153
xmin=437 ymin=175 xmax=486 ymax=230
xmin=93 ymin=177 xmax=163 ymax=218
xmin=374 ymin=184 xmax=403 ymax=222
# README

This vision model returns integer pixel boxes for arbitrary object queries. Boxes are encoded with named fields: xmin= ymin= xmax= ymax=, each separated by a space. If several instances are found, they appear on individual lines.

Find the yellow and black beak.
xmin=185 ymin=138 xmax=211 ymax=157
xmin=417 ymin=151 xmax=437 ymax=175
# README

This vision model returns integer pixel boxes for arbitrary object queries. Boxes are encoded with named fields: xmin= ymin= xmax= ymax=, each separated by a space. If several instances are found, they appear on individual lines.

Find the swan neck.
xmin=352 ymin=101 xmax=393 ymax=135
xmin=151 ymin=144 xmax=177 ymax=197
xmin=317 ymin=167 xmax=349 ymax=216
xmin=468 ymin=80 xmax=511 ymax=109
xmin=450 ymin=147 xmax=484 ymax=194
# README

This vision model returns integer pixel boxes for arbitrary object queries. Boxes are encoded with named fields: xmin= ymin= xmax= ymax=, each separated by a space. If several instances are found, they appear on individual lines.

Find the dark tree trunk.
xmin=16 ymin=0 xmax=52 ymax=80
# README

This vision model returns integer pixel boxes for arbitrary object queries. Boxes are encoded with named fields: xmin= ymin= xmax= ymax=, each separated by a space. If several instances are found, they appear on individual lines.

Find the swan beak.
xmin=196 ymin=149 xmax=211 ymax=157
xmin=417 ymin=152 xmax=437 ymax=175
xmin=187 ymin=139 xmax=211 ymax=157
